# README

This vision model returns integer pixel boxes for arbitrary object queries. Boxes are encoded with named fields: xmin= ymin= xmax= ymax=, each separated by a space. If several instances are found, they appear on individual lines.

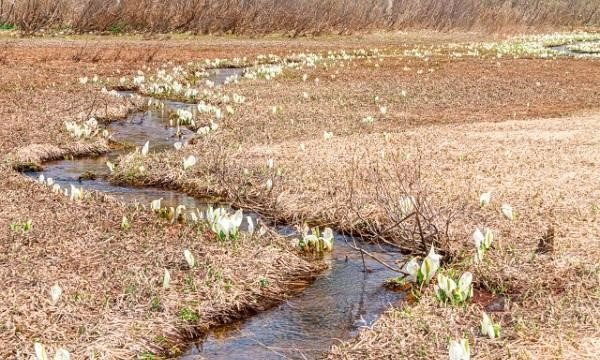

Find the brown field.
xmin=1 ymin=31 xmax=599 ymax=359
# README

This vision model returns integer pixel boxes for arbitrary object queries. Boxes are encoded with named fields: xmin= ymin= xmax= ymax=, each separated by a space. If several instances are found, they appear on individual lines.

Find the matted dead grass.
xmin=1 ymin=33 xmax=599 ymax=358
xmin=0 ymin=165 xmax=320 ymax=359
xmin=106 ymin=52 xmax=600 ymax=357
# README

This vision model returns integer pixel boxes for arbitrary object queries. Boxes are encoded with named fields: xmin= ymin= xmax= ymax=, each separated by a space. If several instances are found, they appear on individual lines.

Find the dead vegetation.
xmin=1 ymin=0 xmax=599 ymax=36
xmin=1 ymin=33 xmax=599 ymax=358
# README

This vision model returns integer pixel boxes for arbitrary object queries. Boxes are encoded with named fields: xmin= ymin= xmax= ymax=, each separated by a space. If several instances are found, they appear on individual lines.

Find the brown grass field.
xmin=1 ymin=30 xmax=599 ymax=359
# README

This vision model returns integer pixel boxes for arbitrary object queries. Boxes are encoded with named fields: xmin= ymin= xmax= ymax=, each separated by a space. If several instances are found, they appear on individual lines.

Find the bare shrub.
xmin=340 ymin=150 xmax=459 ymax=258
xmin=1 ymin=0 xmax=598 ymax=35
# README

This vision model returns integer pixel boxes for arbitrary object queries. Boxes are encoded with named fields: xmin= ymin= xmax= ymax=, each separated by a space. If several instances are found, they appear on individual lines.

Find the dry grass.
xmin=1 ymin=0 xmax=599 ymax=35
xmin=0 ymin=37 xmax=334 ymax=359
xmin=103 ymin=40 xmax=600 ymax=358
xmin=1 ymin=33 xmax=599 ymax=358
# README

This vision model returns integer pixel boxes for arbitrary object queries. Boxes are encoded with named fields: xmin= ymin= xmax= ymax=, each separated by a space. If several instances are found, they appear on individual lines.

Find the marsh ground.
xmin=1 ymin=31 xmax=599 ymax=359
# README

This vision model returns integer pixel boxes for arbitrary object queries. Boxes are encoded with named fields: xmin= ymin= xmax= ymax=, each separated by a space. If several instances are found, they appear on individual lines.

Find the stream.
xmin=25 ymin=69 xmax=405 ymax=359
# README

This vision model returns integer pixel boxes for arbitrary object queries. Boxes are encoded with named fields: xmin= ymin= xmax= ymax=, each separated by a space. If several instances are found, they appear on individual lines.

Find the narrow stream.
xmin=25 ymin=69 xmax=404 ymax=359
xmin=548 ymin=39 xmax=600 ymax=56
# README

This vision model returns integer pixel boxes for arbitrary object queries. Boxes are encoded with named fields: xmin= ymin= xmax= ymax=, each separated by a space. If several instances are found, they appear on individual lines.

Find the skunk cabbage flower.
xmin=258 ymin=225 xmax=267 ymax=237
xmin=483 ymin=229 xmax=493 ymax=249
xmin=501 ymin=203 xmax=514 ymax=220
xmin=50 ymin=284 xmax=62 ymax=305
xmin=421 ymin=244 xmax=442 ymax=282
xmin=38 ymin=174 xmax=45 ymax=184
xmin=473 ymin=228 xmax=484 ymax=247
xmin=362 ymin=116 xmax=375 ymax=124
xmin=34 ymin=343 xmax=48 ymax=360
xmin=69 ymin=185 xmax=83 ymax=201
xmin=183 ymin=155 xmax=197 ymax=170
xmin=480 ymin=192 xmax=491 ymax=207
xmin=150 ymin=198 xmax=162 ymax=212
xmin=379 ymin=106 xmax=388 ymax=115
xmin=174 ymin=142 xmax=183 ymax=151
xmin=323 ymin=131 xmax=334 ymax=140
xmin=54 ymin=349 xmax=71 ymax=360
xmin=437 ymin=273 xmax=457 ymax=297
xmin=183 ymin=250 xmax=195 ymax=268
xmin=106 ymin=161 xmax=115 ymax=173
xmin=141 ymin=141 xmax=149 ymax=156
xmin=449 ymin=339 xmax=470 ymax=360
xmin=52 ymin=184 xmax=61 ymax=194
xmin=121 ymin=215 xmax=130 ymax=230
xmin=436 ymin=272 xmax=473 ymax=305
xmin=175 ymin=205 xmax=186 ymax=221
xmin=163 ymin=269 xmax=171 ymax=289
xmin=266 ymin=178 xmax=273 ymax=191
xmin=321 ymin=228 xmax=334 ymax=251
xmin=458 ymin=272 xmax=473 ymax=300
xmin=402 ymin=258 xmax=420 ymax=282
xmin=399 ymin=196 xmax=415 ymax=216
xmin=246 ymin=216 xmax=255 ymax=235
xmin=474 ymin=228 xmax=494 ymax=261
xmin=481 ymin=312 xmax=501 ymax=339
xmin=267 ymin=158 xmax=274 ymax=169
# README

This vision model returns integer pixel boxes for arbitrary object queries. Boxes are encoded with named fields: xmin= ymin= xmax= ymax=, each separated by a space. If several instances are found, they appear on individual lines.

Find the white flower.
xmin=458 ymin=272 xmax=473 ymax=301
xmin=69 ymin=184 xmax=83 ymax=201
xmin=436 ymin=271 xmax=472 ymax=305
xmin=121 ymin=215 xmax=130 ymax=230
xmin=399 ymin=196 xmax=415 ymax=216
xmin=246 ymin=216 xmax=255 ymax=235
xmin=473 ymin=228 xmax=484 ymax=246
xmin=50 ymin=284 xmax=62 ymax=305
xmin=379 ymin=106 xmax=388 ymax=115
xmin=46 ymin=178 xmax=54 ymax=187
xmin=501 ymin=203 xmax=514 ymax=220
xmin=38 ymin=174 xmax=45 ymax=184
xmin=197 ymin=126 xmax=211 ymax=135
xmin=183 ymin=250 xmax=195 ymax=268
xmin=403 ymin=258 xmax=420 ymax=282
xmin=34 ymin=342 xmax=48 ymax=360
xmin=266 ymin=178 xmax=273 ymax=191
xmin=483 ymin=229 xmax=494 ymax=249
xmin=267 ymin=158 xmax=274 ymax=169
xmin=141 ymin=141 xmax=149 ymax=156
xmin=54 ymin=349 xmax=71 ymax=360
xmin=362 ymin=116 xmax=375 ymax=124
xmin=174 ymin=142 xmax=183 ymax=151
xmin=480 ymin=192 xmax=492 ymax=207
xmin=106 ymin=161 xmax=115 ymax=173
xmin=449 ymin=339 xmax=470 ymax=360
xmin=150 ymin=198 xmax=162 ymax=212
xmin=78 ymin=77 xmax=88 ymax=85
xmin=474 ymin=228 xmax=494 ymax=262
xmin=422 ymin=244 xmax=442 ymax=281
xmin=323 ymin=131 xmax=334 ymax=140
xmin=321 ymin=228 xmax=334 ymax=251
xmin=302 ymin=74 xmax=308 ymax=81
xmin=163 ymin=269 xmax=171 ymax=289
xmin=481 ymin=312 xmax=501 ymax=339
xmin=183 ymin=155 xmax=197 ymax=170
xmin=437 ymin=273 xmax=457 ymax=296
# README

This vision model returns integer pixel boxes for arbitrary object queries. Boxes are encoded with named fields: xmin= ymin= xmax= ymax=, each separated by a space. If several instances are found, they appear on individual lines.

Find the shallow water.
xmin=184 ymin=234 xmax=403 ymax=360
xmin=549 ymin=39 xmax=600 ymax=57
xmin=26 ymin=67 xmax=404 ymax=359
